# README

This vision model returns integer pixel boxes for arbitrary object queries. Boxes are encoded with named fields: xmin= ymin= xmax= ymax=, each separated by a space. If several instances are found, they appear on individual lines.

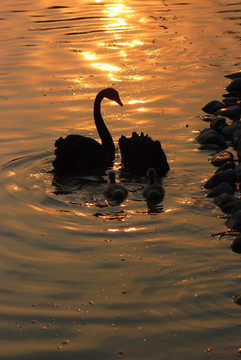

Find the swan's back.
xmin=53 ymin=134 xmax=108 ymax=174
xmin=119 ymin=132 xmax=169 ymax=176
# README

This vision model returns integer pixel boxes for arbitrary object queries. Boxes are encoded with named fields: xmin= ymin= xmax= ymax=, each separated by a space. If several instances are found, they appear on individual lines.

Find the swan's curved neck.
xmin=94 ymin=91 xmax=115 ymax=155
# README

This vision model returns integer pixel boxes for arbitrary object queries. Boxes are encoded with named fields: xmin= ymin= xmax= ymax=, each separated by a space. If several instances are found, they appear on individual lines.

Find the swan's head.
xmin=104 ymin=88 xmax=123 ymax=107
xmin=108 ymin=170 xmax=116 ymax=183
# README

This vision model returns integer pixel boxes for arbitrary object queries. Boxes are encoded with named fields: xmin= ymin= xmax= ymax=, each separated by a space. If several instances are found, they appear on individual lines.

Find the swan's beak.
xmin=117 ymin=98 xmax=123 ymax=107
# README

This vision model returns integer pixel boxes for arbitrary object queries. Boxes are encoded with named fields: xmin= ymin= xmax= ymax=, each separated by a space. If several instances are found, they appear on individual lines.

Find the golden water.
xmin=1 ymin=0 xmax=241 ymax=359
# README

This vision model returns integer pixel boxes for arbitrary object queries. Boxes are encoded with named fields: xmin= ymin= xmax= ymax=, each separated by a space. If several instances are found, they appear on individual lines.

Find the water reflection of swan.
xmin=143 ymin=168 xmax=165 ymax=204
xmin=119 ymin=132 xmax=169 ymax=177
xmin=104 ymin=171 xmax=128 ymax=203
xmin=52 ymin=88 xmax=123 ymax=174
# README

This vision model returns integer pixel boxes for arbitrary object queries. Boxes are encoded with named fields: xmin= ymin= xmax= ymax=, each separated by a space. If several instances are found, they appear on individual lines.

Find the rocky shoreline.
xmin=197 ymin=72 xmax=241 ymax=255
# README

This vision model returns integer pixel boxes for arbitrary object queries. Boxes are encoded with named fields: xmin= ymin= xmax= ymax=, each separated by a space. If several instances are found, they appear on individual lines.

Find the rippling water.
xmin=1 ymin=1 xmax=241 ymax=359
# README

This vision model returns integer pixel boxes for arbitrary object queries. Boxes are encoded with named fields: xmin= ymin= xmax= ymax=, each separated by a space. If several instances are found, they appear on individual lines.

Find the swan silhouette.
xmin=119 ymin=131 xmax=169 ymax=177
xmin=143 ymin=168 xmax=165 ymax=204
xmin=104 ymin=171 xmax=128 ymax=203
xmin=52 ymin=88 xmax=123 ymax=174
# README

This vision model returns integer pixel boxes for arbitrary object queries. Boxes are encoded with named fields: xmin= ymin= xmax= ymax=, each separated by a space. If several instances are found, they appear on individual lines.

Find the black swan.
xmin=104 ymin=171 xmax=128 ymax=202
xmin=119 ymin=131 xmax=169 ymax=177
xmin=143 ymin=168 xmax=165 ymax=204
xmin=52 ymin=88 xmax=123 ymax=174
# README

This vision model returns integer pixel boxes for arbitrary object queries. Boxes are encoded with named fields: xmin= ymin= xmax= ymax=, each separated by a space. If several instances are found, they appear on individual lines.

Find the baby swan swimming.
xmin=104 ymin=171 xmax=128 ymax=203
xmin=143 ymin=168 xmax=165 ymax=204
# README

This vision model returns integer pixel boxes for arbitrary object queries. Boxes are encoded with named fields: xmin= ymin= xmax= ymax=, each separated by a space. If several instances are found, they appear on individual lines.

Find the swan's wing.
xmin=53 ymin=135 xmax=105 ymax=172
xmin=119 ymin=133 xmax=169 ymax=176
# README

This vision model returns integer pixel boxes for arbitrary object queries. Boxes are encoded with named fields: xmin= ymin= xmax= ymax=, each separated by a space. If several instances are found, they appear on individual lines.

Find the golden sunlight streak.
xmin=128 ymin=100 xmax=146 ymax=105
xmin=91 ymin=63 xmax=120 ymax=72
xmin=132 ymin=40 xmax=144 ymax=45
xmin=102 ymin=19 xmax=128 ymax=28
xmin=165 ymin=208 xmax=175 ymax=213
xmin=120 ymin=50 xmax=126 ymax=57
xmin=124 ymin=227 xmax=137 ymax=232
xmin=137 ymin=108 xmax=146 ymax=112
xmin=8 ymin=184 xmax=21 ymax=192
xmin=74 ymin=3 xmax=144 ymax=83
xmin=82 ymin=52 xmax=98 ymax=60
xmin=28 ymin=204 xmax=44 ymax=212
xmin=76 ymin=211 xmax=87 ymax=217
xmin=106 ymin=227 xmax=146 ymax=232
xmin=91 ymin=63 xmax=121 ymax=82
xmin=102 ymin=4 xmax=134 ymax=17
xmin=108 ymin=74 xmax=122 ymax=81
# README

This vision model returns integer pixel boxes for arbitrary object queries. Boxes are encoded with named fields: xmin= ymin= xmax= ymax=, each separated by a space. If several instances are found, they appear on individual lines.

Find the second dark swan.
xmin=119 ymin=131 xmax=169 ymax=177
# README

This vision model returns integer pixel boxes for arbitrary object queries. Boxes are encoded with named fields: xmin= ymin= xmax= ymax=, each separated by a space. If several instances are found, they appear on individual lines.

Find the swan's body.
xmin=143 ymin=168 xmax=165 ymax=204
xmin=53 ymin=88 xmax=123 ymax=174
xmin=119 ymin=132 xmax=169 ymax=177
xmin=104 ymin=171 xmax=128 ymax=202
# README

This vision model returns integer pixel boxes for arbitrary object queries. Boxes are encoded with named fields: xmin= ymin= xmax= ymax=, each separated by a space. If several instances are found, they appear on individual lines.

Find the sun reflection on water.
xmin=75 ymin=2 xmax=144 ymax=84
xmin=107 ymin=226 xmax=146 ymax=232
xmin=8 ymin=184 xmax=21 ymax=192
xmin=81 ymin=52 xmax=98 ymax=60
xmin=91 ymin=63 xmax=120 ymax=72
xmin=102 ymin=3 xmax=134 ymax=18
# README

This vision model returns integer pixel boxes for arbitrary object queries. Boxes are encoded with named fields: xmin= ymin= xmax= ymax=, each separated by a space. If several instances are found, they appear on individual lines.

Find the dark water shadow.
xmin=52 ymin=172 xmax=106 ymax=196
xmin=147 ymin=203 xmax=164 ymax=214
